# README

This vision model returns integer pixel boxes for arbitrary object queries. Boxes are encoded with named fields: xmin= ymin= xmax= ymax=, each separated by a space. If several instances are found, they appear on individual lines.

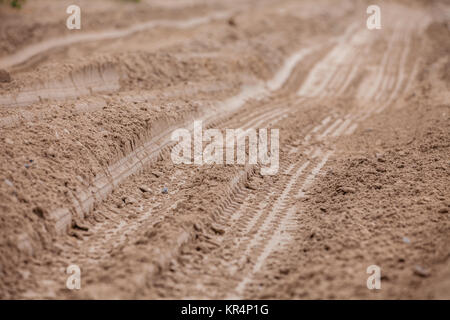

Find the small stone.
xmin=376 ymin=153 xmax=386 ymax=162
xmin=152 ymin=171 xmax=163 ymax=178
xmin=280 ymin=268 xmax=290 ymax=275
xmin=46 ymin=147 xmax=56 ymax=157
xmin=339 ymin=187 xmax=356 ymax=194
xmin=76 ymin=175 xmax=85 ymax=184
xmin=124 ymin=196 xmax=137 ymax=205
xmin=245 ymin=182 xmax=258 ymax=190
xmin=115 ymin=200 xmax=124 ymax=208
xmin=73 ymin=218 xmax=89 ymax=231
xmin=69 ymin=230 xmax=83 ymax=240
xmin=438 ymin=207 xmax=448 ymax=214
xmin=32 ymin=206 xmax=45 ymax=219
xmin=402 ymin=236 xmax=411 ymax=244
xmin=4 ymin=138 xmax=13 ymax=145
xmin=4 ymin=179 xmax=13 ymax=187
xmin=16 ymin=234 xmax=33 ymax=256
xmin=211 ymin=224 xmax=225 ymax=235
xmin=138 ymin=185 xmax=151 ymax=193
xmin=413 ymin=265 xmax=430 ymax=278
xmin=99 ymin=130 xmax=110 ymax=137
xmin=142 ymin=192 xmax=152 ymax=199
xmin=0 ymin=69 xmax=11 ymax=83
xmin=228 ymin=17 xmax=236 ymax=26
xmin=162 ymin=187 xmax=168 ymax=194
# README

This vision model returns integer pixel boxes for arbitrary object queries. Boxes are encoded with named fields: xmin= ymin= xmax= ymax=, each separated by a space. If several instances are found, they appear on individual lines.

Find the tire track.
xmin=168 ymin=14 xmax=425 ymax=298
xmin=40 ymin=34 xmax=323 ymax=241
xmin=180 ymin=110 xmax=340 ymax=298
xmin=228 ymin=159 xmax=310 ymax=298
xmin=0 ymin=11 xmax=232 ymax=70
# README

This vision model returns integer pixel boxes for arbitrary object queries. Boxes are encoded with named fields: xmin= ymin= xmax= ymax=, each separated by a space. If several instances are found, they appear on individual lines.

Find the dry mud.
xmin=0 ymin=0 xmax=448 ymax=299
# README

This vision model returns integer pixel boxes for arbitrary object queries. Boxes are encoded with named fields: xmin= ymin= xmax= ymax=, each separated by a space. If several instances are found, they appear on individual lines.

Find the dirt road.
xmin=0 ymin=0 xmax=449 ymax=299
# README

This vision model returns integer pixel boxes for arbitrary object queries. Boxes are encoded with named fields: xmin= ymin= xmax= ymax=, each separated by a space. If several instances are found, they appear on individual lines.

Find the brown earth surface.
xmin=0 ymin=0 xmax=448 ymax=299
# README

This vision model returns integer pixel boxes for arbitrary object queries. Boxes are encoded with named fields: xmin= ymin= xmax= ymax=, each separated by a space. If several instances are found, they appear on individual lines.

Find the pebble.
xmin=340 ymin=186 xmax=356 ymax=194
xmin=115 ymin=200 xmax=124 ymax=208
xmin=152 ymin=171 xmax=163 ymax=178
xmin=413 ymin=265 xmax=430 ymax=278
xmin=73 ymin=219 xmax=89 ymax=231
xmin=142 ymin=192 xmax=152 ymax=199
xmin=24 ymin=160 xmax=34 ymax=169
xmin=69 ymin=230 xmax=83 ymax=240
xmin=162 ymin=187 xmax=168 ymax=194
xmin=245 ymin=182 xmax=258 ymax=190
xmin=280 ymin=268 xmax=290 ymax=275
xmin=211 ymin=224 xmax=225 ymax=235
xmin=4 ymin=138 xmax=14 ymax=145
xmin=0 ymin=69 xmax=11 ymax=83
xmin=138 ymin=185 xmax=151 ymax=193
xmin=32 ymin=206 xmax=45 ymax=219
xmin=4 ymin=179 xmax=13 ymax=187
xmin=375 ymin=153 xmax=386 ymax=162
xmin=46 ymin=147 xmax=56 ymax=157
xmin=438 ymin=207 xmax=448 ymax=214
xmin=402 ymin=236 xmax=411 ymax=244
xmin=228 ymin=17 xmax=236 ymax=27
xmin=124 ymin=196 xmax=137 ymax=205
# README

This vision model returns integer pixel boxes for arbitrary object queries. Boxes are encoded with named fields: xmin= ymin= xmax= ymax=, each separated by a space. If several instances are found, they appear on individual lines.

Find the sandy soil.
xmin=0 ymin=0 xmax=448 ymax=299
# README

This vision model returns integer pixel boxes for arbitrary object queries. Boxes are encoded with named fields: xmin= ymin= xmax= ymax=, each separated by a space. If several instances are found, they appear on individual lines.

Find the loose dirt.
xmin=0 ymin=0 xmax=448 ymax=299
